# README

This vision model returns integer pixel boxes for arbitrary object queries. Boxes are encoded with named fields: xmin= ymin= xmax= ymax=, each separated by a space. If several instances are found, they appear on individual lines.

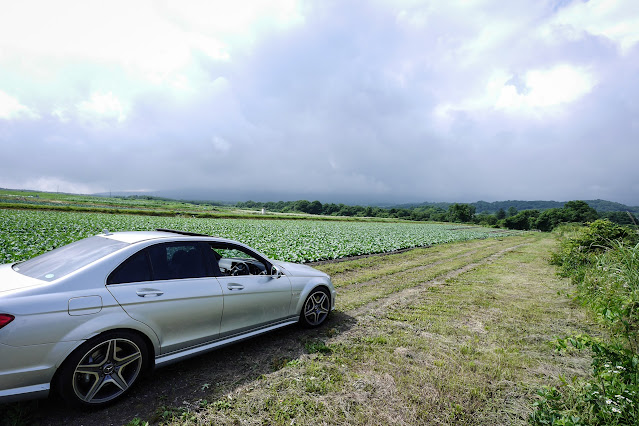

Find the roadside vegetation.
xmin=530 ymin=220 xmax=639 ymax=424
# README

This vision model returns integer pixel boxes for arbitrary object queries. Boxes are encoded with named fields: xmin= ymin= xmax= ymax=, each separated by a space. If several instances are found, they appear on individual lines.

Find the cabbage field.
xmin=0 ymin=209 xmax=519 ymax=264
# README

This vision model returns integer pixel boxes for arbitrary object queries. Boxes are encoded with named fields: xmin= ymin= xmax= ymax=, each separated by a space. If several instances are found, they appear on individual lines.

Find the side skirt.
xmin=154 ymin=319 xmax=299 ymax=367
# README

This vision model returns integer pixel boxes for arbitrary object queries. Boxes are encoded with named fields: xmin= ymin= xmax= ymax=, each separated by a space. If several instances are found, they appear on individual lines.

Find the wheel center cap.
xmin=103 ymin=363 xmax=115 ymax=375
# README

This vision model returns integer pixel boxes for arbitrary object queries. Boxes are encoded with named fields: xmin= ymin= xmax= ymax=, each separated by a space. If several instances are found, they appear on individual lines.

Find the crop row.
xmin=0 ymin=210 xmax=518 ymax=264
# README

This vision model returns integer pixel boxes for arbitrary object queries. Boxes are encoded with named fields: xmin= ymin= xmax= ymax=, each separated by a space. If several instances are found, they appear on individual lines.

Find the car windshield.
xmin=12 ymin=236 xmax=129 ymax=282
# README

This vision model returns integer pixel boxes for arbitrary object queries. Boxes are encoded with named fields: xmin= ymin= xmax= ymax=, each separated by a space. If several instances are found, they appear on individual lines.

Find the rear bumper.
xmin=0 ymin=340 xmax=77 ymax=404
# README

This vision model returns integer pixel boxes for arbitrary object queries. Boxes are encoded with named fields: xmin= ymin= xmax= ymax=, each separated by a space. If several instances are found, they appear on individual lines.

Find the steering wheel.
xmin=230 ymin=262 xmax=250 ymax=276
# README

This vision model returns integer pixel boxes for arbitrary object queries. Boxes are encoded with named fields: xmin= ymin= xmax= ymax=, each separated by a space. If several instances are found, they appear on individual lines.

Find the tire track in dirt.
xmin=334 ymin=242 xmax=528 ymax=340
xmin=334 ymin=248 xmax=480 ymax=293
xmin=319 ymin=239 xmax=510 ymax=289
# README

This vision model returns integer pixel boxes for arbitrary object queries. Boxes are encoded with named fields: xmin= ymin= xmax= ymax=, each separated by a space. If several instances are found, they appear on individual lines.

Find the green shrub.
xmin=550 ymin=220 xmax=639 ymax=282
xmin=502 ymin=209 xmax=540 ymax=230
xmin=531 ymin=335 xmax=639 ymax=425
xmin=531 ymin=221 xmax=639 ymax=425
xmin=586 ymin=243 xmax=639 ymax=349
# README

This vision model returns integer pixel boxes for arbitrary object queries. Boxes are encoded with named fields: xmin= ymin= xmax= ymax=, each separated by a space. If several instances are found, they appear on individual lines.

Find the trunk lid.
xmin=0 ymin=263 xmax=47 ymax=294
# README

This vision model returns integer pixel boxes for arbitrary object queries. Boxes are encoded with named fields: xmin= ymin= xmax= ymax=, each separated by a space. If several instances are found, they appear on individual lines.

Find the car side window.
xmin=107 ymin=250 xmax=151 ymax=285
xmin=209 ymin=243 xmax=270 ymax=276
xmin=149 ymin=243 xmax=208 ymax=280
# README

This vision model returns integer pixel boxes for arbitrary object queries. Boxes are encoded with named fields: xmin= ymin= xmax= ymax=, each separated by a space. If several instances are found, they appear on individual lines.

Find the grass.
xmin=530 ymin=222 xmax=639 ymax=424
xmin=152 ymin=234 xmax=601 ymax=425
xmin=0 ymin=234 xmax=601 ymax=425
xmin=325 ymin=236 xmax=529 ymax=311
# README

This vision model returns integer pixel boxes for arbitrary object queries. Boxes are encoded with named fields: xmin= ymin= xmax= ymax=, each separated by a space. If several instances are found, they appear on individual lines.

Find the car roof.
xmin=98 ymin=230 xmax=247 ymax=247
xmin=99 ymin=229 xmax=220 ymax=244
xmin=97 ymin=230 xmax=271 ymax=266
xmin=97 ymin=229 xmax=270 ymax=262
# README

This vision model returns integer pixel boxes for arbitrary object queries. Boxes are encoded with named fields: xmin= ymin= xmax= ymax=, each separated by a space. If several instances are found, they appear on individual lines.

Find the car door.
xmin=210 ymin=243 xmax=293 ymax=336
xmin=107 ymin=242 xmax=224 ymax=354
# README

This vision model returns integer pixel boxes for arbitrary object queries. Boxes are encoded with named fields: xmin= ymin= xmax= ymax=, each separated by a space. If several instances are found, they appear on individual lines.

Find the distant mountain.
xmin=94 ymin=188 xmax=407 ymax=206
xmin=90 ymin=189 xmax=639 ymax=215
xmin=389 ymin=200 xmax=639 ymax=215
xmin=391 ymin=201 xmax=453 ymax=211
xmin=579 ymin=199 xmax=639 ymax=213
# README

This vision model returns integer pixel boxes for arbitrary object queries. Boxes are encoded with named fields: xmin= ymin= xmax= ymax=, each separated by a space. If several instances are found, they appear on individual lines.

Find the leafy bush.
xmin=563 ymin=200 xmax=600 ymax=223
xmin=587 ymin=242 xmax=639 ymax=347
xmin=501 ymin=209 xmax=540 ymax=230
xmin=531 ymin=335 xmax=639 ymax=425
xmin=531 ymin=221 xmax=639 ymax=425
xmin=447 ymin=203 xmax=476 ymax=223
xmin=534 ymin=208 xmax=569 ymax=232
xmin=550 ymin=220 xmax=639 ymax=282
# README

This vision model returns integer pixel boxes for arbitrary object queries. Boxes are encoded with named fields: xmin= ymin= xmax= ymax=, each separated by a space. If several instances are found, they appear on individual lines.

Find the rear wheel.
xmin=57 ymin=331 xmax=148 ymax=407
xmin=300 ymin=288 xmax=331 ymax=327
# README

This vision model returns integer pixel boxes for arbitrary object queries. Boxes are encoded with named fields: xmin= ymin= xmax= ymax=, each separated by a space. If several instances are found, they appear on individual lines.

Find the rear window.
xmin=12 ymin=236 xmax=129 ymax=281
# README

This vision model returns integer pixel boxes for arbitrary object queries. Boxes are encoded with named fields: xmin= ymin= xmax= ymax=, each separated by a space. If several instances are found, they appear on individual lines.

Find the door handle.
xmin=227 ymin=283 xmax=244 ymax=291
xmin=136 ymin=289 xmax=164 ymax=297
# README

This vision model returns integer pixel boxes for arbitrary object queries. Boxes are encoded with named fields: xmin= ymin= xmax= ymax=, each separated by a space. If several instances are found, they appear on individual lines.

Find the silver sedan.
xmin=0 ymin=229 xmax=335 ymax=407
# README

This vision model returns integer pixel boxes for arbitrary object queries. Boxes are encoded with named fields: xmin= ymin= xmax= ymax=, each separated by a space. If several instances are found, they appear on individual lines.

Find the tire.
xmin=300 ymin=288 xmax=331 ymax=328
xmin=57 ymin=330 xmax=148 ymax=408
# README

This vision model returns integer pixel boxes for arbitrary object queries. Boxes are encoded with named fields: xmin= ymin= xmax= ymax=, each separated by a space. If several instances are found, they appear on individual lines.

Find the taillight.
xmin=0 ymin=314 xmax=14 ymax=330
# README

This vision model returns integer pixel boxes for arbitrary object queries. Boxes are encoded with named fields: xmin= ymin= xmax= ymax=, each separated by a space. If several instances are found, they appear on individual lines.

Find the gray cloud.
xmin=0 ymin=0 xmax=638 ymax=204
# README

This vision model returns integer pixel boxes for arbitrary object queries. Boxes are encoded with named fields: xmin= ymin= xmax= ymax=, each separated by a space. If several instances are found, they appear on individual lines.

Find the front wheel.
xmin=300 ymin=288 xmax=331 ymax=328
xmin=57 ymin=331 xmax=148 ymax=407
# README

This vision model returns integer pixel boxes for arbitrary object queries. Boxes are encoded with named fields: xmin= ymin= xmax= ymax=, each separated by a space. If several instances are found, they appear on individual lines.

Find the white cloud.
xmin=543 ymin=0 xmax=639 ymax=54
xmin=0 ymin=2 xmax=179 ymax=75
xmin=0 ymin=90 xmax=38 ymax=120
xmin=0 ymin=176 xmax=101 ymax=195
xmin=496 ymin=65 xmax=596 ymax=110
xmin=77 ymin=92 xmax=127 ymax=123
xmin=0 ymin=0 xmax=637 ymax=204
xmin=51 ymin=107 xmax=70 ymax=123
xmin=211 ymin=136 xmax=231 ymax=153
xmin=434 ymin=64 xmax=595 ymax=124
xmin=0 ymin=0 xmax=303 ymax=87
xmin=160 ymin=0 xmax=304 ymax=40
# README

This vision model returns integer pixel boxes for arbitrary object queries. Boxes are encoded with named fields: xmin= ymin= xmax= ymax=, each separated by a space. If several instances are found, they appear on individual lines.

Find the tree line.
xmin=236 ymin=199 xmax=638 ymax=231
xmin=398 ymin=199 xmax=639 ymax=215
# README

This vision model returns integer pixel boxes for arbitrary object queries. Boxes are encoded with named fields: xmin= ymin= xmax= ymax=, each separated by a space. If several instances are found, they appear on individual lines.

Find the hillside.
xmin=2 ymin=188 xmax=637 ymax=219
xmin=394 ymin=199 xmax=639 ymax=215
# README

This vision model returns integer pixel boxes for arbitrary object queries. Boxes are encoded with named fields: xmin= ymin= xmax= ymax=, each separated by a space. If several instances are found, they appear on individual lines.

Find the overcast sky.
xmin=1 ymin=0 xmax=638 ymax=204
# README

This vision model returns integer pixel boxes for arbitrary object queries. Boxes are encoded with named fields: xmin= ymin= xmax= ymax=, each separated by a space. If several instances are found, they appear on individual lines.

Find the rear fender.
xmin=53 ymin=308 xmax=160 ymax=368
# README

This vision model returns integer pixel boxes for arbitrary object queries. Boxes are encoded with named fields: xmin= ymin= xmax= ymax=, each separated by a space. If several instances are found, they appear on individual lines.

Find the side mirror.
xmin=271 ymin=265 xmax=283 ymax=278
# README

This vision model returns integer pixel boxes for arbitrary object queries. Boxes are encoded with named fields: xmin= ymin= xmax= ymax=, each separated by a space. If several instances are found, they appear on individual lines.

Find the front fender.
xmin=291 ymin=277 xmax=336 ymax=317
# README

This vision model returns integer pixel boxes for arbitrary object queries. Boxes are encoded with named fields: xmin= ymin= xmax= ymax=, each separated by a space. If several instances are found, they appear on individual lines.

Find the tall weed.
xmin=531 ymin=221 xmax=639 ymax=425
xmin=588 ymin=242 xmax=639 ymax=351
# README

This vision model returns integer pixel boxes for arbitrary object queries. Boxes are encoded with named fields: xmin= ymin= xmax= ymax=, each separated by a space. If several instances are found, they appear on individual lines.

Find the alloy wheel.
xmin=303 ymin=290 xmax=330 ymax=326
xmin=72 ymin=338 xmax=143 ymax=404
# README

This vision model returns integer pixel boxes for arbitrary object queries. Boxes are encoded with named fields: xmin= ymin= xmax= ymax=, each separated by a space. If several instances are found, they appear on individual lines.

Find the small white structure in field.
xmin=261 ymin=208 xmax=266 ymax=215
